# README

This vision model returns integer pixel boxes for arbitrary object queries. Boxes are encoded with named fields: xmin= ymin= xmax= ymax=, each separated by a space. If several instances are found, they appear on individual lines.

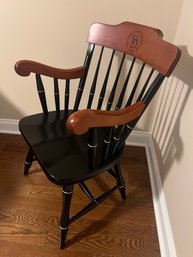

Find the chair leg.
xmin=114 ymin=162 xmax=126 ymax=200
xmin=24 ymin=148 xmax=34 ymax=175
xmin=59 ymin=185 xmax=73 ymax=249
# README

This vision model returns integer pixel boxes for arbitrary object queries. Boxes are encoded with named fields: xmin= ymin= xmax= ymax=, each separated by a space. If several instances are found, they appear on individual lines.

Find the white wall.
xmin=152 ymin=0 xmax=193 ymax=256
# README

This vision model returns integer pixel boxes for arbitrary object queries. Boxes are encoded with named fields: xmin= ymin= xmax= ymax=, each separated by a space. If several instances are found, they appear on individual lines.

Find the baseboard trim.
xmin=0 ymin=119 xmax=176 ymax=257
xmin=0 ymin=119 xmax=20 ymax=134
xmin=126 ymin=131 xmax=176 ymax=257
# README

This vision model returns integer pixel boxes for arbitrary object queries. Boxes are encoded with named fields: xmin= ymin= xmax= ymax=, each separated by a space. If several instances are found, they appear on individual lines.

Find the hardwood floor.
xmin=0 ymin=134 xmax=160 ymax=257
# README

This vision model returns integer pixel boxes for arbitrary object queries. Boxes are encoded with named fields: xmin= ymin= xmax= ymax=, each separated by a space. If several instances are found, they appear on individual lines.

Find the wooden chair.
xmin=14 ymin=21 xmax=181 ymax=249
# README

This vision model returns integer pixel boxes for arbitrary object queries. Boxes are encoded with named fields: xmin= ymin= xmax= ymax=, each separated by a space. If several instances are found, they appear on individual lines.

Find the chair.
xmin=14 ymin=21 xmax=181 ymax=249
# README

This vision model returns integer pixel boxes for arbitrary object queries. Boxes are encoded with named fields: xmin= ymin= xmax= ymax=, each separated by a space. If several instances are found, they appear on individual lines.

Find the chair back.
xmin=71 ymin=22 xmax=181 ymax=159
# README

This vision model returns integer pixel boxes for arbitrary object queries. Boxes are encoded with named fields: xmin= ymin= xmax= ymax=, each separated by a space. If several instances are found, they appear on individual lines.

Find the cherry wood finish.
xmin=88 ymin=22 xmax=181 ymax=76
xmin=15 ymin=60 xmax=84 ymax=79
xmin=66 ymin=102 xmax=145 ymax=135
xmin=0 ymin=134 xmax=161 ymax=257
xmin=14 ymin=21 xmax=181 ymax=249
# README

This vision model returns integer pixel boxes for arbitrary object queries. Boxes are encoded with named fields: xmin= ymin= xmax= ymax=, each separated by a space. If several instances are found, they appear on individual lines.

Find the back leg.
xmin=59 ymin=185 xmax=74 ymax=249
xmin=24 ymin=148 xmax=35 ymax=175
xmin=114 ymin=162 xmax=126 ymax=200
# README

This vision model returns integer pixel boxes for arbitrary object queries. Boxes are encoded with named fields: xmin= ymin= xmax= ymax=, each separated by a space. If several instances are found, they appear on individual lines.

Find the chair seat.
xmin=19 ymin=111 xmax=122 ymax=185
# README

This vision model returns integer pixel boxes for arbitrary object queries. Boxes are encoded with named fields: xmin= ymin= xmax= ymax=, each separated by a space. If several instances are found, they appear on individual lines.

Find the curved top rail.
xmin=88 ymin=21 xmax=181 ymax=76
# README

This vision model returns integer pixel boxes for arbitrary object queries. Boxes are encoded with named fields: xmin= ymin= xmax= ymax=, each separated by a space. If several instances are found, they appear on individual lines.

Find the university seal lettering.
xmin=126 ymin=31 xmax=143 ymax=51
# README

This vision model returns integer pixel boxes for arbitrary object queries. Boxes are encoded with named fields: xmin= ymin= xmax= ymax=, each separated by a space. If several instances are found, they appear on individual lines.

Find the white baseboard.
xmin=126 ymin=131 xmax=177 ymax=257
xmin=0 ymin=119 xmax=20 ymax=134
xmin=0 ymin=119 xmax=176 ymax=257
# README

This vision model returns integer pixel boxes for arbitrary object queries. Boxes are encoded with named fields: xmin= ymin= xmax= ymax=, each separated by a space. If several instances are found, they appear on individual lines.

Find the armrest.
xmin=66 ymin=102 xmax=145 ymax=135
xmin=14 ymin=60 xmax=84 ymax=79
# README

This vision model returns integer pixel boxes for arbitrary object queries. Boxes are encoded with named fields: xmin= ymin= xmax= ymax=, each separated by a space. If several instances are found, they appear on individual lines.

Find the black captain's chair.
xmin=14 ymin=21 xmax=181 ymax=249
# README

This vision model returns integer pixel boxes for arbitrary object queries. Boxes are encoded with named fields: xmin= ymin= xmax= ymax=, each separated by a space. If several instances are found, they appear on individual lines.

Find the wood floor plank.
xmin=0 ymin=134 xmax=160 ymax=257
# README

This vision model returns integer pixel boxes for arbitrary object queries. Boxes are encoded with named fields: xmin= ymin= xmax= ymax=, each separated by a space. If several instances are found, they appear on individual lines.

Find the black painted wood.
xmin=35 ymin=74 xmax=48 ymax=115
xmin=97 ymin=49 xmax=115 ymax=110
xmin=126 ymin=62 xmax=146 ymax=107
xmin=24 ymin=148 xmax=34 ymax=175
xmin=15 ymin=22 xmax=179 ymax=249
xmin=106 ymin=53 xmax=126 ymax=111
xmin=54 ymin=78 xmax=60 ymax=113
xmin=115 ymin=57 xmax=136 ymax=110
xmin=64 ymin=79 xmax=70 ymax=117
xmin=87 ymin=47 xmax=104 ymax=109
xmin=73 ymin=43 xmax=95 ymax=112
xmin=60 ymin=185 xmax=74 ymax=249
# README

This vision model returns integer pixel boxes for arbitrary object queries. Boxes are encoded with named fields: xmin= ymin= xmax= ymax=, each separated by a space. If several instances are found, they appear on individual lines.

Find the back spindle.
xmin=115 ymin=120 xmax=136 ymax=154
xmin=115 ymin=57 xmax=136 ymax=110
xmin=73 ymin=43 xmax=95 ymax=112
xmin=125 ymin=62 xmax=145 ymax=107
xmin=54 ymin=78 xmax=60 ymax=114
xmin=136 ymin=68 xmax=154 ymax=101
xmin=106 ymin=53 xmax=126 ymax=111
xmin=97 ymin=49 xmax=115 ymax=110
xmin=141 ymin=73 xmax=165 ymax=106
xmin=64 ymin=79 xmax=70 ymax=117
xmin=87 ymin=47 xmax=104 ymax=109
xmin=88 ymin=128 xmax=98 ymax=168
xmin=35 ymin=74 xmax=48 ymax=116
xmin=103 ymin=127 xmax=115 ymax=161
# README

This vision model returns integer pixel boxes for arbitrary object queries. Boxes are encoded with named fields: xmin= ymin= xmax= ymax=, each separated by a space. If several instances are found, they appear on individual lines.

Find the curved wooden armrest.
xmin=14 ymin=60 xmax=84 ymax=79
xmin=66 ymin=102 xmax=145 ymax=135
